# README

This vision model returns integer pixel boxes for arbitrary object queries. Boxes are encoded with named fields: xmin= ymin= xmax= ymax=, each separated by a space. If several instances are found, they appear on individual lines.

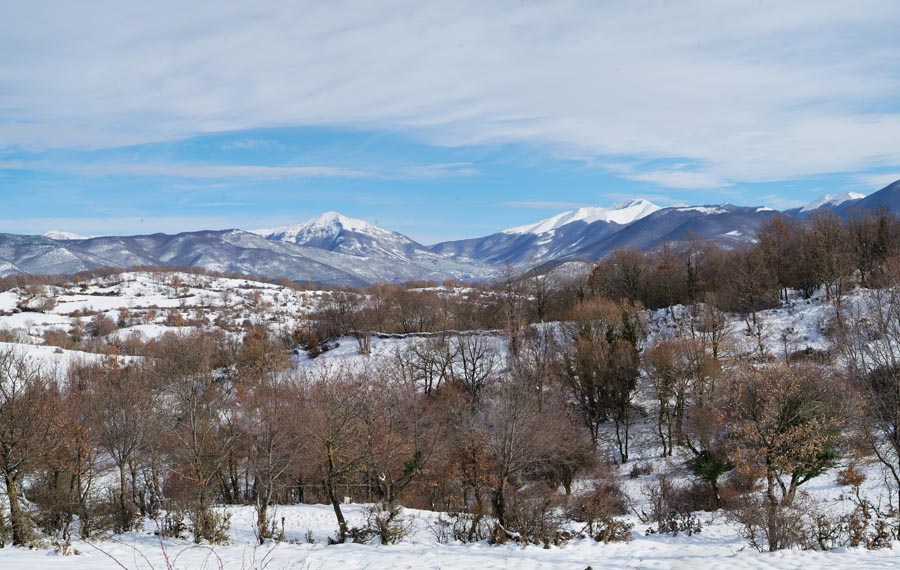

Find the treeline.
xmin=589 ymin=209 xmax=900 ymax=312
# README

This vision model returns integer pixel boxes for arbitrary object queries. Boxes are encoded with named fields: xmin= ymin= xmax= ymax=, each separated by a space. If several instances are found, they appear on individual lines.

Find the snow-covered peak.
xmin=251 ymin=211 xmax=395 ymax=242
xmin=43 ymin=230 xmax=89 ymax=240
xmin=503 ymin=199 xmax=661 ymax=235
xmin=801 ymin=192 xmax=865 ymax=212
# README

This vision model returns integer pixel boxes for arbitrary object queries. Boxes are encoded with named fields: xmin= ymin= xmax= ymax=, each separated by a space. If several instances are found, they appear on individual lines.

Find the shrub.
xmin=43 ymin=328 xmax=73 ymax=349
xmin=430 ymin=512 xmax=492 ymax=544
xmin=0 ymin=328 xmax=22 ymax=343
xmin=188 ymin=507 xmax=231 ymax=545
xmin=567 ymin=468 xmax=628 ymax=535
xmin=594 ymin=518 xmax=634 ymax=543
xmin=730 ymin=493 xmax=811 ymax=552
xmin=366 ymin=503 xmax=412 ymax=545
xmin=88 ymin=313 xmax=118 ymax=338
xmin=503 ymin=489 xmax=571 ymax=548
xmin=629 ymin=462 xmax=653 ymax=479
xmin=158 ymin=510 xmax=189 ymax=540
xmin=836 ymin=463 xmax=866 ymax=488
xmin=811 ymin=502 xmax=897 ymax=551
xmin=638 ymin=475 xmax=709 ymax=535
xmin=347 ymin=503 xmax=412 ymax=545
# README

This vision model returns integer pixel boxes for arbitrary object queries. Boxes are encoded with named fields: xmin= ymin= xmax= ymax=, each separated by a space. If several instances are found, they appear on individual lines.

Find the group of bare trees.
xmin=0 ymin=321 xmax=589 ymax=547
xmin=5 ymin=211 xmax=900 ymax=552
xmin=588 ymin=210 xmax=900 ymax=314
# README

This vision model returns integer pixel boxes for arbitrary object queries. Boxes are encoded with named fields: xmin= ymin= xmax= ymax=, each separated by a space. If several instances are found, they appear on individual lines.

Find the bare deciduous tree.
xmin=0 ymin=349 xmax=61 ymax=545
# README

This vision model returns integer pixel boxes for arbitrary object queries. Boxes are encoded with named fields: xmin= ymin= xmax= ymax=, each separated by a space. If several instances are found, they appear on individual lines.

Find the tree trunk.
xmin=256 ymin=495 xmax=269 ymax=545
xmin=325 ymin=444 xmax=348 ymax=543
xmin=493 ymin=479 xmax=507 ymax=527
xmin=5 ymin=473 xmax=30 ymax=546
xmin=326 ymin=481 xmax=348 ymax=543
xmin=765 ymin=465 xmax=780 ymax=551
xmin=614 ymin=410 xmax=630 ymax=463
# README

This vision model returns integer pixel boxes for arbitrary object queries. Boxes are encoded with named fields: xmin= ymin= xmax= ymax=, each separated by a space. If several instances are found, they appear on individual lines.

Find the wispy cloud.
xmin=71 ymin=162 xmax=368 ymax=179
xmin=0 ymin=1 xmax=898 ymax=188
xmin=623 ymin=170 xmax=730 ymax=190
xmin=601 ymin=193 xmax=685 ymax=206
xmin=0 ymin=159 xmax=480 ymax=181
xmin=396 ymin=162 xmax=479 ymax=179
xmin=191 ymin=201 xmax=255 ymax=208
xmin=221 ymin=138 xmax=290 ymax=151
xmin=858 ymin=173 xmax=900 ymax=190
xmin=501 ymin=200 xmax=587 ymax=210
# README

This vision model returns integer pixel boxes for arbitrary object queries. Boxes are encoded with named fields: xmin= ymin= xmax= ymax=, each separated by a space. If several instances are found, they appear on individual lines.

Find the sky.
xmin=1 ymin=0 xmax=900 ymax=244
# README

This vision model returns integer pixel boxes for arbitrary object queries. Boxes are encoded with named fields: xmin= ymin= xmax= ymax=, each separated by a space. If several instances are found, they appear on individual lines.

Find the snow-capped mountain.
xmin=253 ymin=211 xmax=430 ymax=261
xmin=252 ymin=212 xmax=394 ymax=246
xmin=43 ymin=230 xmax=90 ymax=240
xmin=251 ymin=211 xmax=488 ymax=280
xmin=570 ymin=203 xmax=781 ymax=259
xmin=800 ymin=192 xmax=865 ymax=213
xmin=432 ymin=199 xmax=666 ymax=265
xmin=503 ymin=199 xmax=661 ymax=235
xmin=833 ymin=180 xmax=900 ymax=216
xmin=0 ymin=230 xmax=492 ymax=286
xmin=2 ymin=180 xmax=898 ymax=285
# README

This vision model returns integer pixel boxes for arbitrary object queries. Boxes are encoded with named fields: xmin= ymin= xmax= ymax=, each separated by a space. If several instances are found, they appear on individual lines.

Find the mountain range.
xmin=2 ymin=180 xmax=898 ymax=286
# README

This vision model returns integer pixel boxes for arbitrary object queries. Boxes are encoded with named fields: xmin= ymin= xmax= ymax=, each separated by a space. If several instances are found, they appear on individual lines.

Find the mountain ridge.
xmin=2 ymin=181 xmax=897 ymax=285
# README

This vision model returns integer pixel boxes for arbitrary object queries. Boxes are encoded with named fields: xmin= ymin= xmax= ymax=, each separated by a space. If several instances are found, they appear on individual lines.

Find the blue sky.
xmin=2 ymin=1 xmax=900 ymax=244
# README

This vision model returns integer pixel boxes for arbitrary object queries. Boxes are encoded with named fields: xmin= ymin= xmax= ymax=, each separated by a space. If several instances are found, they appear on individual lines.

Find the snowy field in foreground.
xmin=0 ymin=476 xmax=898 ymax=570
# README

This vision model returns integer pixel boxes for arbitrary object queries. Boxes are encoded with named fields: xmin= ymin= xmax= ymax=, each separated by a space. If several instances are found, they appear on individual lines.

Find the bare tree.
xmin=0 ymin=348 xmax=61 ymax=544
xmin=360 ymin=362 xmax=446 ymax=506
xmin=306 ymin=366 xmax=374 ymax=543
xmin=832 ymin=280 xmax=900 ymax=507
xmin=398 ymin=335 xmax=456 ymax=395
xmin=560 ymin=299 xmax=642 ymax=461
xmin=240 ymin=374 xmax=304 ymax=543
xmin=160 ymin=334 xmax=237 ymax=544
xmin=644 ymin=337 xmax=719 ymax=456
xmin=79 ymin=357 xmax=150 ymax=532
xmin=590 ymin=249 xmax=647 ymax=306
xmin=690 ymin=293 xmax=734 ymax=363
xmin=452 ymin=334 xmax=500 ymax=404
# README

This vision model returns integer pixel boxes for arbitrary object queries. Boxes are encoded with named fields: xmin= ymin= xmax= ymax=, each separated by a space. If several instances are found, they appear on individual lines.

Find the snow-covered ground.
xmin=1 ymin=274 xmax=899 ymax=568
xmin=0 ymin=472 xmax=897 ymax=570
xmin=646 ymin=288 xmax=837 ymax=358
xmin=0 ymin=271 xmax=330 ymax=358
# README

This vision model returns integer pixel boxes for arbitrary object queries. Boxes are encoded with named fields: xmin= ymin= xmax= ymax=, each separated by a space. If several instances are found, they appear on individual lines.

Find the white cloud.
xmin=1 ymin=1 xmax=899 ymax=188
xmin=395 ymin=162 xmax=480 ymax=179
xmin=221 ymin=139 xmax=289 ymax=151
xmin=0 ymin=160 xmax=477 ymax=181
xmin=0 ymin=216 xmax=256 ymax=236
xmin=67 ymin=163 xmax=368 ymax=179
xmin=858 ymin=173 xmax=900 ymax=190
xmin=501 ymin=200 xmax=588 ymax=210
xmin=623 ymin=170 xmax=729 ymax=190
